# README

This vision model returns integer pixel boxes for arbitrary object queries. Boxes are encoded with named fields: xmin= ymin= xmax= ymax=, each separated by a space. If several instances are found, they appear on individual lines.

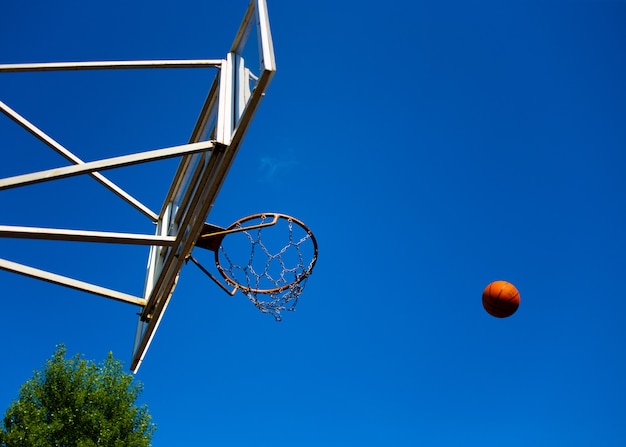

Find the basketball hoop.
xmin=190 ymin=213 xmax=318 ymax=320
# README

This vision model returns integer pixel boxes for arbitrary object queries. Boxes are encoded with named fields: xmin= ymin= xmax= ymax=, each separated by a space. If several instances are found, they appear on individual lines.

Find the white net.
xmin=215 ymin=214 xmax=317 ymax=320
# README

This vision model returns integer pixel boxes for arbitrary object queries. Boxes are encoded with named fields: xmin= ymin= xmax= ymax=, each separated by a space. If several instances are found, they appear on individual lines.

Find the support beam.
xmin=0 ymin=140 xmax=216 ymax=190
xmin=0 ymin=258 xmax=146 ymax=306
xmin=0 ymin=100 xmax=158 ymax=221
xmin=0 ymin=225 xmax=176 ymax=245
xmin=0 ymin=59 xmax=223 ymax=72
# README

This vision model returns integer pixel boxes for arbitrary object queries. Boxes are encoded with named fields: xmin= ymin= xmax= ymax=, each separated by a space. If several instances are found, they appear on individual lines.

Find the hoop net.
xmin=215 ymin=213 xmax=318 ymax=320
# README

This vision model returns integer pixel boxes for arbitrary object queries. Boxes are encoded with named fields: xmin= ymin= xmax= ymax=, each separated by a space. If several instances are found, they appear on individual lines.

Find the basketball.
xmin=482 ymin=281 xmax=520 ymax=318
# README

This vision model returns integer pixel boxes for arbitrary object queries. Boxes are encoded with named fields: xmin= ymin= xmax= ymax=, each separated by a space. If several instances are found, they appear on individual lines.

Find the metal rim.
xmin=214 ymin=213 xmax=318 ymax=294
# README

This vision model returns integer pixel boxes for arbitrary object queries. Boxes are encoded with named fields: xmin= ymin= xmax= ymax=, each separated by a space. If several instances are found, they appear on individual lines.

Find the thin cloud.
xmin=258 ymin=152 xmax=299 ymax=182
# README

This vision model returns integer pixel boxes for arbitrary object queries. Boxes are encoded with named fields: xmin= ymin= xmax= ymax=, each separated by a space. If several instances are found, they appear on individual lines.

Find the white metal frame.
xmin=0 ymin=0 xmax=276 ymax=373
xmin=0 ymin=62 xmax=220 ymax=306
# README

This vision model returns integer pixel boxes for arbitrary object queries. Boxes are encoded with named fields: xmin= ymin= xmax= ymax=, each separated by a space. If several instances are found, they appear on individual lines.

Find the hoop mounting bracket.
xmin=194 ymin=213 xmax=280 ymax=252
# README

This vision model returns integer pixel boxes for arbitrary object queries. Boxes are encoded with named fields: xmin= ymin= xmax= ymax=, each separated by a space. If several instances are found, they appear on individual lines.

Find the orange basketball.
xmin=482 ymin=281 xmax=520 ymax=318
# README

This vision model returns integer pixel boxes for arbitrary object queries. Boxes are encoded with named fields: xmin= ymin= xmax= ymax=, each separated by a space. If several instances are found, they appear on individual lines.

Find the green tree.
xmin=0 ymin=345 xmax=155 ymax=447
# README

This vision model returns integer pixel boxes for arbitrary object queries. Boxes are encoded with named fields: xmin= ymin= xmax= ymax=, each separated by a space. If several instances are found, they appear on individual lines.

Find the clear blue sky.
xmin=1 ymin=0 xmax=625 ymax=445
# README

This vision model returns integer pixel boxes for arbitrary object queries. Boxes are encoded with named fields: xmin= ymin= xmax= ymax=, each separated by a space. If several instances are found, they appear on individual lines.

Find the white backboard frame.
xmin=131 ymin=0 xmax=276 ymax=372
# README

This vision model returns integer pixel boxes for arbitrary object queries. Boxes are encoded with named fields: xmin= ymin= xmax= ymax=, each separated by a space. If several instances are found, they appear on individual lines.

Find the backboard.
xmin=0 ymin=0 xmax=275 ymax=373
xmin=130 ymin=0 xmax=276 ymax=372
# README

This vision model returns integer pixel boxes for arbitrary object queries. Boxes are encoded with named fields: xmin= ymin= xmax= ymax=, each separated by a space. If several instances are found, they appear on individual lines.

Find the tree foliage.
xmin=0 ymin=345 xmax=155 ymax=447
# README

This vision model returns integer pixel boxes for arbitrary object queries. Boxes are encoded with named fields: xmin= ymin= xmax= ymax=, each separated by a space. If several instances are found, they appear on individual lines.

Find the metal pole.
xmin=0 ymin=225 xmax=176 ymax=245
xmin=0 ymin=258 xmax=146 ymax=306
xmin=0 ymin=140 xmax=215 ymax=190
xmin=0 ymin=59 xmax=223 ymax=72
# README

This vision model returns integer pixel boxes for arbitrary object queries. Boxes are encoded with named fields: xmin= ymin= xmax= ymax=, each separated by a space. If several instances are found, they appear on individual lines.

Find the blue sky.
xmin=1 ymin=0 xmax=626 ymax=445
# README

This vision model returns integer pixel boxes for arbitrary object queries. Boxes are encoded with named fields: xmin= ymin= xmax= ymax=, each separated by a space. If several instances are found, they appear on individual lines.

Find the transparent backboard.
xmin=131 ymin=0 xmax=276 ymax=372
